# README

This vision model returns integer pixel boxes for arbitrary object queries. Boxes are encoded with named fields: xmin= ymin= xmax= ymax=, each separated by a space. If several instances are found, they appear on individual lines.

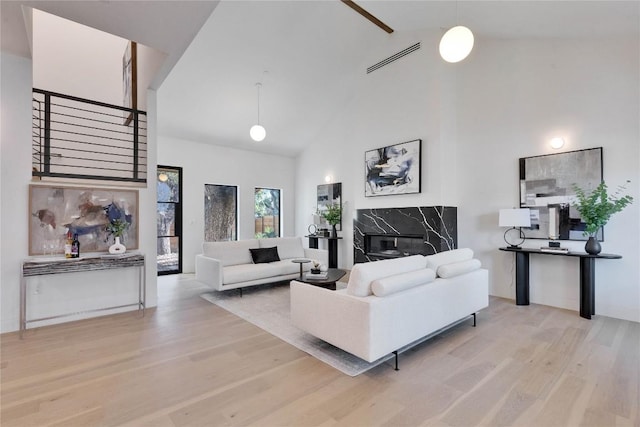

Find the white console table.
xmin=20 ymin=253 xmax=145 ymax=338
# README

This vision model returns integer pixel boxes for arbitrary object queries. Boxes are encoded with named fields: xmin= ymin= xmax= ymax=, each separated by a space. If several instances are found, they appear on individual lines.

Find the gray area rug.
xmin=199 ymin=282 xmax=395 ymax=376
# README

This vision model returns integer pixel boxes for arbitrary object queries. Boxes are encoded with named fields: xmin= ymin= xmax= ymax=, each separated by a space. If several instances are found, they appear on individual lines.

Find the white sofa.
xmin=290 ymin=248 xmax=488 ymax=365
xmin=196 ymin=237 xmax=328 ymax=292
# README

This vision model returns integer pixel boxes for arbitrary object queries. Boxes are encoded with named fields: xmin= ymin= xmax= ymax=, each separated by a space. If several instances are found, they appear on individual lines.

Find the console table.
xmin=499 ymin=247 xmax=621 ymax=319
xmin=20 ymin=253 xmax=146 ymax=338
xmin=306 ymin=235 xmax=342 ymax=268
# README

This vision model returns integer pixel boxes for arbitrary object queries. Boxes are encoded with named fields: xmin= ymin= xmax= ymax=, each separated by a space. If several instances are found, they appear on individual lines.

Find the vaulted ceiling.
xmin=2 ymin=1 xmax=638 ymax=157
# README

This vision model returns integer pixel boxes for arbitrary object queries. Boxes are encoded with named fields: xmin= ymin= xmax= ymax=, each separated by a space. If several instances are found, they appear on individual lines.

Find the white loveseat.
xmin=290 ymin=248 xmax=488 ymax=364
xmin=196 ymin=237 xmax=328 ymax=292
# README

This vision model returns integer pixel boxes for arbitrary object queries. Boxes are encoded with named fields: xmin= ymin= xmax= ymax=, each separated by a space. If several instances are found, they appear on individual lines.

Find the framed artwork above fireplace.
xmin=365 ymin=139 xmax=421 ymax=197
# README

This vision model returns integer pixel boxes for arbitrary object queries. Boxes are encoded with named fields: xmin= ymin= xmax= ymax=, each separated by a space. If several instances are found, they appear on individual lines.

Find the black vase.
xmin=331 ymin=224 xmax=337 ymax=238
xmin=585 ymin=236 xmax=601 ymax=255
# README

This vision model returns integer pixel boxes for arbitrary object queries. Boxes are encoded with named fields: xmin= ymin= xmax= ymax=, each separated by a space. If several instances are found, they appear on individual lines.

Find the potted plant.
xmin=319 ymin=203 xmax=342 ymax=238
xmin=572 ymin=180 xmax=633 ymax=254
xmin=105 ymin=218 xmax=129 ymax=254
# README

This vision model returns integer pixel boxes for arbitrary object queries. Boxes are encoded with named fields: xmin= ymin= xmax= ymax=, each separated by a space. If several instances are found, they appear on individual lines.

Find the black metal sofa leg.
xmin=472 ymin=312 xmax=476 ymax=327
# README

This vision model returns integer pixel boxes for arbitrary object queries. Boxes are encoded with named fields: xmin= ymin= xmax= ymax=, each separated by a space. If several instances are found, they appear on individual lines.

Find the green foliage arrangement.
xmin=572 ymin=181 xmax=633 ymax=237
xmin=106 ymin=219 xmax=129 ymax=238
xmin=320 ymin=203 xmax=342 ymax=226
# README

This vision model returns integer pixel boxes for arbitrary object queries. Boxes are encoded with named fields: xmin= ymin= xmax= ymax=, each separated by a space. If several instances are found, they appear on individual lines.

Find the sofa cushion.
xmin=425 ymin=248 xmax=474 ymax=271
xmin=347 ymin=255 xmax=427 ymax=297
xmin=371 ymin=268 xmax=436 ymax=297
xmin=437 ymin=259 xmax=482 ymax=278
xmin=223 ymin=263 xmax=281 ymax=285
xmin=203 ymin=239 xmax=259 ymax=266
xmin=250 ymin=247 xmax=280 ymax=264
xmin=260 ymin=237 xmax=305 ymax=260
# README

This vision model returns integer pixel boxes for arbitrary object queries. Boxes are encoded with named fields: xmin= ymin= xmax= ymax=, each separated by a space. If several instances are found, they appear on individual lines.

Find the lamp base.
xmin=504 ymin=227 xmax=526 ymax=248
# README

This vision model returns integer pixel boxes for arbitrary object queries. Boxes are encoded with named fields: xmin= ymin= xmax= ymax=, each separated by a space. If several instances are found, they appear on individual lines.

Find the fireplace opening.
xmin=365 ymin=234 xmax=425 ymax=259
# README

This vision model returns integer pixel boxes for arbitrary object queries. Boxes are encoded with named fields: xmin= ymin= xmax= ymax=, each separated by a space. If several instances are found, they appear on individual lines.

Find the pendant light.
xmin=249 ymin=82 xmax=266 ymax=142
xmin=439 ymin=2 xmax=474 ymax=63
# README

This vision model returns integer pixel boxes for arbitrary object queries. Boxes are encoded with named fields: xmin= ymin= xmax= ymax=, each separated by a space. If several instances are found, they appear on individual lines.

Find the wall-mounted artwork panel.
xmin=365 ymin=139 xmax=421 ymax=197
xmin=204 ymin=184 xmax=237 ymax=241
xmin=29 ymin=185 xmax=138 ymax=255
xmin=519 ymin=147 xmax=603 ymax=241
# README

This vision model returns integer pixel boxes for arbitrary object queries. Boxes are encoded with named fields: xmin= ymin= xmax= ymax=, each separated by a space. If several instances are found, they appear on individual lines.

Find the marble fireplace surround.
xmin=353 ymin=206 xmax=457 ymax=263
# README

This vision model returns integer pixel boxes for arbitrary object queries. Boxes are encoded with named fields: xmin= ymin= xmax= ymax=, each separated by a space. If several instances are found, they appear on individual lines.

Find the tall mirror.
xmin=317 ymin=182 xmax=342 ymax=231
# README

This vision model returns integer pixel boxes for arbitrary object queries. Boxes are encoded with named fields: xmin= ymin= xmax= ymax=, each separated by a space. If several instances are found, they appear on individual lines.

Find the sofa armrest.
xmin=195 ymin=254 xmax=224 ymax=290
xmin=290 ymin=280 xmax=374 ymax=362
xmin=303 ymin=247 xmax=328 ymax=266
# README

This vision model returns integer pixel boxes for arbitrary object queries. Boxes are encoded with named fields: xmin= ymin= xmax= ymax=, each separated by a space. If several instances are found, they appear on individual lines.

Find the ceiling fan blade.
xmin=341 ymin=0 xmax=394 ymax=34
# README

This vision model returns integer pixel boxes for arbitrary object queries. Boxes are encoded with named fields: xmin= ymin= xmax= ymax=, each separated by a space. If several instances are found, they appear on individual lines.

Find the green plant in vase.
xmin=572 ymin=180 xmax=633 ymax=254
xmin=319 ymin=203 xmax=342 ymax=238
xmin=105 ymin=219 xmax=129 ymax=254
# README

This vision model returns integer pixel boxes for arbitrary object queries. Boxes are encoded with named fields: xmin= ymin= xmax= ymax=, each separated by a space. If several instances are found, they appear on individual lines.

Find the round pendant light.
xmin=250 ymin=124 xmax=266 ymax=142
xmin=439 ymin=25 xmax=474 ymax=63
xmin=250 ymin=82 xmax=266 ymax=142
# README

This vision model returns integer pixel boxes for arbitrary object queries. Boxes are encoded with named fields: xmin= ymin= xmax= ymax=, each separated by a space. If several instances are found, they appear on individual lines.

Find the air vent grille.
xmin=367 ymin=42 xmax=421 ymax=74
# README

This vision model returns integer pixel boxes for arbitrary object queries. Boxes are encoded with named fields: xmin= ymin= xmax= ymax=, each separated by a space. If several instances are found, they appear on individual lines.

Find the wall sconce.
xmin=324 ymin=175 xmax=333 ymax=183
xmin=549 ymin=137 xmax=565 ymax=149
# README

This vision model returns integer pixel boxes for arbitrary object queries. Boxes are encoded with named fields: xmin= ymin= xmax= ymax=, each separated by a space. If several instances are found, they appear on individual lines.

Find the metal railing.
xmin=32 ymin=89 xmax=147 ymax=183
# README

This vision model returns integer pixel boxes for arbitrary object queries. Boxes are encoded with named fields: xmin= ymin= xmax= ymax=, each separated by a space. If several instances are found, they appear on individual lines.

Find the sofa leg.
xmin=472 ymin=312 xmax=476 ymax=327
xmin=393 ymin=351 xmax=399 ymax=371
xmin=239 ymin=288 xmax=243 ymax=298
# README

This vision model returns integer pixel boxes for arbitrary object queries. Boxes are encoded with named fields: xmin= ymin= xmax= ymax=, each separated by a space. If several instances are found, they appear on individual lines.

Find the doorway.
xmin=157 ymin=166 xmax=182 ymax=275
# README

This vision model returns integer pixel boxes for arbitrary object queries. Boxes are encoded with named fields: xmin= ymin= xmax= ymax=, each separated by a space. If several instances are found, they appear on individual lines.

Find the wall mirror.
xmin=519 ymin=147 xmax=603 ymax=241
xmin=317 ymin=182 xmax=342 ymax=231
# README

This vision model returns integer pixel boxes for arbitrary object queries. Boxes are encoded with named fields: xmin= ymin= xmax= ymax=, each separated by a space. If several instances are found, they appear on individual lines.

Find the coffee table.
xmin=295 ymin=268 xmax=346 ymax=291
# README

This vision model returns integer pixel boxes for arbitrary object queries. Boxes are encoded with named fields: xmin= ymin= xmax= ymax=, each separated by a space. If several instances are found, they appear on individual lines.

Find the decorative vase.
xmin=331 ymin=224 xmax=337 ymax=238
xmin=319 ymin=264 xmax=328 ymax=272
xmin=109 ymin=236 xmax=127 ymax=254
xmin=585 ymin=236 xmax=601 ymax=255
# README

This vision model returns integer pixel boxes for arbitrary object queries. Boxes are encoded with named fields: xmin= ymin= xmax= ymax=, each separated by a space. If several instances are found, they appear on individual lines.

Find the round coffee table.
xmin=296 ymin=268 xmax=347 ymax=291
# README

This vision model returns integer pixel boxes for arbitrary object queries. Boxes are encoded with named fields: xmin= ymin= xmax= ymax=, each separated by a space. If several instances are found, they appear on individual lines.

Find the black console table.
xmin=306 ymin=235 xmax=342 ymax=268
xmin=499 ymin=247 xmax=621 ymax=319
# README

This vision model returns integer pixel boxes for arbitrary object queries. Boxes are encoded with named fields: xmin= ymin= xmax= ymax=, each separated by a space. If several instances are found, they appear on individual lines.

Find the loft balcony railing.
xmin=32 ymin=88 xmax=147 ymax=183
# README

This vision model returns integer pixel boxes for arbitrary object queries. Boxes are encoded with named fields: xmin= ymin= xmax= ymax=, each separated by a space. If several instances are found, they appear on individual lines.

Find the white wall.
xmin=294 ymin=35 xmax=639 ymax=322
xmin=157 ymin=136 xmax=296 ymax=273
xmin=1 ymin=52 xmax=33 ymax=332
xmin=0 ymin=19 xmax=160 ymax=333
xmin=457 ymin=37 xmax=639 ymax=322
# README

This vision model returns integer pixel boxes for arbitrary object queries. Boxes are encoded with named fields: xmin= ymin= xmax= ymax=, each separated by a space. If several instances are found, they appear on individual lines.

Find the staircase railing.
xmin=32 ymin=88 xmax=147 ymax=183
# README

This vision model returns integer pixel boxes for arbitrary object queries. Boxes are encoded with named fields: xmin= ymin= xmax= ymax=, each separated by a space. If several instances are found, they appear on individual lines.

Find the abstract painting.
xmin=29 ymin=185 xmax=139 ymax=255
xmin=519 ymin=147 xmax=603 ymax=241
xmin=365 ymin=139 xmax=421 ymax=197
xmin=204 ymin=184 xmax=237 ymax=241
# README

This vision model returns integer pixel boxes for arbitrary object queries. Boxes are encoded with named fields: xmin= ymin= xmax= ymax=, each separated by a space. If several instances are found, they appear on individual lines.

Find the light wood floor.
xmin=2 ymin=275 xmax=638 ymax=427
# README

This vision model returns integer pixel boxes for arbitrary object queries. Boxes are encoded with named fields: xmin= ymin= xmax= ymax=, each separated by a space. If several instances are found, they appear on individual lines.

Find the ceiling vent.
xmin=367 ymin=42 xmax=421 ymax=74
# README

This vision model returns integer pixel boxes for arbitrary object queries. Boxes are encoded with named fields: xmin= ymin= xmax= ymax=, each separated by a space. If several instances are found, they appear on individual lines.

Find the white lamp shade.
xmin=499 ymin=208 xmax=531 ymax=227
xmin=249 ymin=124 xmax=266 ymax=141
xmin=439 ymin=25 xmax=474 ymax=63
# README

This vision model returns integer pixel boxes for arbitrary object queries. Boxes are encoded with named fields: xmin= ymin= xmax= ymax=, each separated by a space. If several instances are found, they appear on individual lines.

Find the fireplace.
xmin=354 ymin=206 xmax=457 ymax=263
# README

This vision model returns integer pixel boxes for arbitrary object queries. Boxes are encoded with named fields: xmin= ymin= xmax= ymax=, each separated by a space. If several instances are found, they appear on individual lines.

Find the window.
xmin=157 ymin=166 xmax=182 ymax=275
xmin=255 ymin=188 xmax=281 ymax=238
xmin=204 ymin=184 xmax=237 ymax=241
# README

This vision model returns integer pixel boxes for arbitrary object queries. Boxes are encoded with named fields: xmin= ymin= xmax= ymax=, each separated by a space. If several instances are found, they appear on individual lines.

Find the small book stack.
xmin=540 ymin=246 xmax=569 ymax=253
xmin=305 ymin=271 xmax=328 ymax=280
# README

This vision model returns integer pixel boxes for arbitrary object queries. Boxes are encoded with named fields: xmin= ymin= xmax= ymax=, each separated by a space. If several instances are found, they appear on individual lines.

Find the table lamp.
xmin=499 ymin=208 xmax=531 ymax=248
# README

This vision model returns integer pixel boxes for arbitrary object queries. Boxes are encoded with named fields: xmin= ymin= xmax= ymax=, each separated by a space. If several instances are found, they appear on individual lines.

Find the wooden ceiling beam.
xmin=341 ymin=0 xmax=394 ymax=34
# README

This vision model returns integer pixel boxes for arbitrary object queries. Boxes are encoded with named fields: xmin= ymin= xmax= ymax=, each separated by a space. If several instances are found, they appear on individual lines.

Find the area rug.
xmin=199 ymin=282 xmax=396 ymax=376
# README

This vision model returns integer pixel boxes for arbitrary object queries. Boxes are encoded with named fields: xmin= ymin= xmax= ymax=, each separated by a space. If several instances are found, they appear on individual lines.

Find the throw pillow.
xmin=249 ymin=247 xmax=280 ymax=264
xmin=437 ymin=258 xmax=481 ymax=278
xmin=371 ymin=268 xmax=436 ymax=297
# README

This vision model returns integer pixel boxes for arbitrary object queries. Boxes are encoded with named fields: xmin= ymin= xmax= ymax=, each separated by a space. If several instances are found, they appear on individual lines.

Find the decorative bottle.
xmin=64 ymin=231 xmax=73 ymax=258
xmin=71 ymin=233 xmax=80 ymax=258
